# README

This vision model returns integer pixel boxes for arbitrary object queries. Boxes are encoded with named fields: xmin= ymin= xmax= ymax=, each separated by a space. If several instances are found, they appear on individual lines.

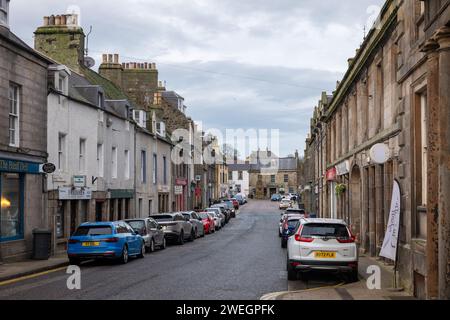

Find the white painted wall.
xmin=229 ymin=170 xmax=250 ymax=197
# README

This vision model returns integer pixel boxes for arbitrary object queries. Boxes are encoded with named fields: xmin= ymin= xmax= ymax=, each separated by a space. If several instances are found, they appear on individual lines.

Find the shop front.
xmin=0 ymin=157 xmax=45 ymax=261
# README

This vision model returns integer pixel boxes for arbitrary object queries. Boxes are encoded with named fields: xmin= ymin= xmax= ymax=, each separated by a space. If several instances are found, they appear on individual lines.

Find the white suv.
xmin=286 ymin=218 xmax=358 ymax=282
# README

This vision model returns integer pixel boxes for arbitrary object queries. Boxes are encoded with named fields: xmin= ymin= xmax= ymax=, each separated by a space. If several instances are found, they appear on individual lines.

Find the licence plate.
xmin=315 ymin=251 xmax=336 ymax=259
xmin=82 ymin=242 xmax=100 ymax=247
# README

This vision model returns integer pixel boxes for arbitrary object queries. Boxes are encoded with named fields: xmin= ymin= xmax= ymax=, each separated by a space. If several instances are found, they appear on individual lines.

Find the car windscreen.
xmin=301 ymin=223 xmax=350 ymax=238
xmin=73 ymin=226 xmax=112 ymax=236
xmin=199 ymin=213 xmax=209 ymax=219
xmin=126 ymin=220 xmax=145 ymax=231
xmin=182 ymin=214 xmax=191 ymax=220
xmin=150 ymin=215 xmax=174 ymax=222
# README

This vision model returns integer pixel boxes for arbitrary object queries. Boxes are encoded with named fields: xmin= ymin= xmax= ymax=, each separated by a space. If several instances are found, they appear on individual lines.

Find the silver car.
xmin=125 ymin=218 xmax=166 ymax=253
xmin=150 ymin=213 xmax=195 ymax=245
xmin=182 ymin=211 xmax=205 ymax=238
xmin=206 ymin=207 xmax=226 ymax=226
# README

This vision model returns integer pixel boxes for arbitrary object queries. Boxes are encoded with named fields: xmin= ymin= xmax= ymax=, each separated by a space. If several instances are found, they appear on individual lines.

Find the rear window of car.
xmin=126 ymin=220 xmax=145 ymax=231
xmin=199 ymin=213 xmax=209 ymax=219
xmin=287 ymin=209 xmax=305 ymax=215
xmin=150 ymin=215 xmax=174 ymax=222
xmin=288 ymin=220 xmax=300 ymax=228
xmin=182 ymin=214 xmax=191 ymax=219
xmin=73 ymin=226 xmax=112 ymax=236
xmin=301 ymin=223 xmax=350 ymax=238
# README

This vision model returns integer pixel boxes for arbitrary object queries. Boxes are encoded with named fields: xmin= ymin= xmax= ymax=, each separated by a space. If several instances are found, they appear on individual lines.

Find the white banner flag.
xmin=380 ymin=180 xmax=401 ymax=261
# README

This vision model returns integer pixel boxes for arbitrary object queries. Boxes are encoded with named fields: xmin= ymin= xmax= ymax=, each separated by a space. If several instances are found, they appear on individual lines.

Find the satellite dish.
xmin=370 ymin=143 xmax=390 ymax=164
xmin=83 ymin=56 xmax=95 ymax=69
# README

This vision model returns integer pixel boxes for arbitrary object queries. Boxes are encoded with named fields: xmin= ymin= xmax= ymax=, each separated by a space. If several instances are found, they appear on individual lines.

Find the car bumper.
xmin=68 ymin=251 xmax=119 ymax=259
xmin=289 ymin=260 xmax=358 ymax=272
xmin=163 ymin=230 xmax=180 ymax=240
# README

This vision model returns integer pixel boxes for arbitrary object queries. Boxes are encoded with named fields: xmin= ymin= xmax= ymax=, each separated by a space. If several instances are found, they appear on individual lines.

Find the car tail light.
xmin=68 ymin=239 xmax=79 ymax=244
xmin=337 ymin=237 xmax=355 ymax=243
xmin=101 ymin=237 xmax=119 ymax=243
xmin=294 ymin=225 xmax=314 ymax=242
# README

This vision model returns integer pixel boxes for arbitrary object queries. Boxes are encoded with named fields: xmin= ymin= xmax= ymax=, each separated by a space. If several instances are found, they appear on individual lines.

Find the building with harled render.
xmin=302 ymin=0 xmax=450 ymax=299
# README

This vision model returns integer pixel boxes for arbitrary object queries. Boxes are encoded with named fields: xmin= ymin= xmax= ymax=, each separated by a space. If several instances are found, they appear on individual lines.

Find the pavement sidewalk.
xmin=0 ymin=254 xmax=69 ymax=284
xmin=261 ymin=256 xmax=414 ymax=300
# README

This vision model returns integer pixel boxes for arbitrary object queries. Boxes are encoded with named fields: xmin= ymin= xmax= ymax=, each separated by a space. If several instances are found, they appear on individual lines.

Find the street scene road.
xmin=0 ymin=200 xmax=350 ymax=300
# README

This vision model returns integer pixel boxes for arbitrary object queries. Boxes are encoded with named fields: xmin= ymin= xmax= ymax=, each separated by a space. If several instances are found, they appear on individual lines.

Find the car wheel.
xmin=149 ymin=239 xmax=155 ymax=253
xmin=138 ymin=242 xmax=145 ymax=259
xmin=160 ymin=237 xmax=167 ymax=250
xmin=69 ymin=257 xmax=81 ymax=266
xmin=281 ymin=238 xmax=287 ymax=248
xmin=189 ymin=229 xmax=195 ymax=242
xmin=120 ymin=245 xmax=129 ymax=264
xmin=287 ymin=259 xmax=297 ymax=281
xmin=178 ymin=231 xmax=185 ymax=245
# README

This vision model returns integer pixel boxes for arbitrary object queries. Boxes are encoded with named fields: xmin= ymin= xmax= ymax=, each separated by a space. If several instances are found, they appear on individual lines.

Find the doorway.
xmin=70 ymin=201 xmax=77 ymax=236
xmin=95 ymin=202 xmax=103 ymax=222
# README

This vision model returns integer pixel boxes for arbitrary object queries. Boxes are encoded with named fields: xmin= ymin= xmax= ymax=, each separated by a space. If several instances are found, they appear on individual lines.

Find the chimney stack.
xmin=34 ymin=13 xmax=85 ymax=73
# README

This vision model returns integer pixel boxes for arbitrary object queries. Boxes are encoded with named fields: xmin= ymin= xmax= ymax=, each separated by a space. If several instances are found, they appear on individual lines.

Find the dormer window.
xmin=98 ymin=92 xmax=104 ymax=109
xmin=57 ymin=73 xmax=68 ymax=95
xmin=0 ymin=0 xmax=9 ymax=28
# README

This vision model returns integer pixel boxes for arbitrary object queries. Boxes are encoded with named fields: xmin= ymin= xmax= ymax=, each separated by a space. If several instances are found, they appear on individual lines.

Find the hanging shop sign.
xmin=370 ymin=143 xmax=390 ymax=164
xmin=40 ymin=163 xmax=56 ymax=174
xmin=326 ymin=167 xmax=337 ymax=181
xmin=176 ymin=178 xmax=188 ymax=186
xmin=380 ymin=180 xmax=401 ymax=261
xmin=335 ymin=160 xmax=350 ymax=176
xmin=59 ymin=187 xmax=92 ymax=200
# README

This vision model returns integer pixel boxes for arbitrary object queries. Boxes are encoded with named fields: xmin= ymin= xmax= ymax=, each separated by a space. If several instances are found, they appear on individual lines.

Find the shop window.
xmin=0 ymin=173 xmax=23 ymax=241
xmin=56 ymin=201 xmax=65 ymax=239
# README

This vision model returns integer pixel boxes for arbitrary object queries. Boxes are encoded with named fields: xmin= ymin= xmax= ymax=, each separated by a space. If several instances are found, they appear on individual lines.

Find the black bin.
xmin=32 ymin=229 xmax=52 ymax=260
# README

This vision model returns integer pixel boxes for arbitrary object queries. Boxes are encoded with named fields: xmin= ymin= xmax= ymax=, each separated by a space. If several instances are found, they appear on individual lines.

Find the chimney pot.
xmin=55 ymin=15 xmax=61 ymax=26
xmin=113 ymin=54 xmax=119 ymax=64
xmin=152 ymin=63 xmax=156 ymax=69
xmin=108 ymin=54 xmax=113 ymax=63
xmin=61 ymin=15 xmax=67 ymax=25
xmin=144 ymin=62 xmax=148 ymax=69
xmin=43 ymin=16 xmax=49 ymax=26
xmin=102 ymin=54 xmax=108 ymax=63
xmin=49 ymin=15 xmax=55 ymax=26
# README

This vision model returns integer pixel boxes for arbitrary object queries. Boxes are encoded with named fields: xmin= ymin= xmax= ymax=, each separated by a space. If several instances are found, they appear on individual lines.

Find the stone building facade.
xmin=303 ymin=0 xmax=450 ymax=299
xmin=0 ymin=4 xmax=52 ymax=261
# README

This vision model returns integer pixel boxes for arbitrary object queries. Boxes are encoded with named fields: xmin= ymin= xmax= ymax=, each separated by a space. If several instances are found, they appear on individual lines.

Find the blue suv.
xmin=67 ymin=221 xmax=145 ymax=265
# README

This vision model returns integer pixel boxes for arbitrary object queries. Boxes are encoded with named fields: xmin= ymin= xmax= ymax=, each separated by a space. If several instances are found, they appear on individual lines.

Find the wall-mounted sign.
xmin=0 ymin=158 xmax=41 ymax=174
xmin=195 ymin=175 xmax=202 ymax=182
xmin=73 ymin=175 xmax=86 ymax=188
xmin=40 ymin=163 xmax=56 ymax=174
xmin=370 ymin=143 xmax=390 ymax=164
xmin=174 ymin=185 xmax=183 ymax=195
xmin=176 ymin=178 xmax=188 ymax=186
xmin=158 ymin=185 xmax=170 ymax=193
xmin=335 ymin=160 xmax=350 ymax=176
xmin=59 ymin=187 xmax=92 ymax=200
xmin=326 ymin=168 xmax=337 ymax=181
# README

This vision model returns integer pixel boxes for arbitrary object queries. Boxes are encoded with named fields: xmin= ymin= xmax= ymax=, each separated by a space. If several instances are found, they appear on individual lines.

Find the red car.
xmin=198 ymin=212 xmax=215 ymax=234
xmin=230 ymin=198 xmax=240 ymax=210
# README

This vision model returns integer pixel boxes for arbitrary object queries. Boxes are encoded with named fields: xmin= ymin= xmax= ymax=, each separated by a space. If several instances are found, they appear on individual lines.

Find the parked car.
xmin=279 ymin=199 xmax=293 ymax=210
xmin=271 ymin=194 xmax=282 ymax=201
xmin=230 ymin=198 xmax=240 ymax=210
xmin=287 ymin=218 xmax=358 ymax=282
xmin=198 ymin=211 xmax=215 ymax=234
xmin=67 ymin=221 xmax=145 ymax=265
xmin=235 ymin=194 xmax=246 ymax=205
xmin=280 ymin=214 xmax=305 ymax=248
xmin=150 ymin=213 xmax=195 ymax=245
xmin=222 ymin=200 xmax=237 ymax=218
xmin=182 ymin=211 xmax=205 ymax=238
xmin=125 ymin=218 xmax=166 ymax=253
xmin=208 ymin=205 xmax=230 ymax=223
xmin=279 ymin=209 xmax=306 ymax=237
xmin=206 ymin=211 xmax=223 ymax=230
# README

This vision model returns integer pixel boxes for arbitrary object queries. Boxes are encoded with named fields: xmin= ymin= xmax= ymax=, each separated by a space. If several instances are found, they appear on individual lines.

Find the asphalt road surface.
xmin=0 ymin=200 xmax=345 ymax=300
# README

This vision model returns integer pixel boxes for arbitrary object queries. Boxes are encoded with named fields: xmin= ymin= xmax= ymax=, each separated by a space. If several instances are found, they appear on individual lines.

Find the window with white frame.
xmin=58 ymin=133 xmax=67 ymax=171
xmin=97 ymin=144 xmax=104 ymax=177
xmin=112 ymin=147 xmax=118 ymax=179
xmin=98 ymin=110 xmax=104 ymax=123
xmin=124 ymin=150 xmax=130 ymax=180
xmin=79 ymin=138 xmax=86 ymax=173
xmin=8 ymin=83 xmax=20 ymax=147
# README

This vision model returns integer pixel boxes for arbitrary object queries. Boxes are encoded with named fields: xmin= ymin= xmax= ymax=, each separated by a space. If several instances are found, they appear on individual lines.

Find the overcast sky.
xmin=10 ymin=0 xmax=385 ymax=157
